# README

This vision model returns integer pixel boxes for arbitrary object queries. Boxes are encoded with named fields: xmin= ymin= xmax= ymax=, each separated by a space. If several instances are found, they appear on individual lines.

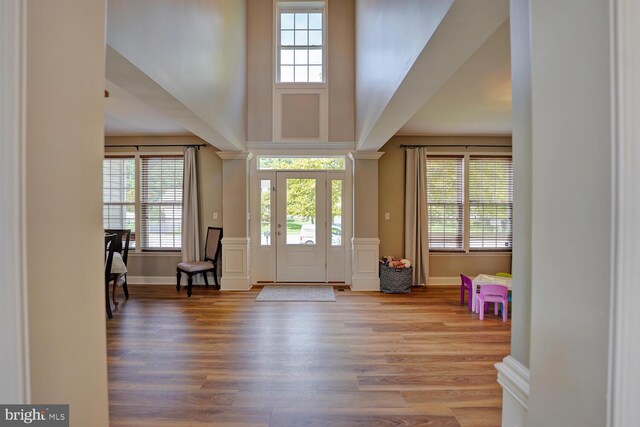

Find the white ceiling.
xmin=398 ymin=20 xmax=512 ymax=136
xmin=106 ymin=0 xmax=246 ymax=149
xmin=104 ymin=80 xmax=188 ymax=136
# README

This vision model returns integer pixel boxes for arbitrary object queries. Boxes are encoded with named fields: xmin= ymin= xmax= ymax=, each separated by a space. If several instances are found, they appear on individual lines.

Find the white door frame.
xmin=608 ymin=0 xmax=640 ymax=425
xmin=249 ymin=152 xmax=352 ymax=284
xmin=0 ymin=0 xmax=30 ymax=403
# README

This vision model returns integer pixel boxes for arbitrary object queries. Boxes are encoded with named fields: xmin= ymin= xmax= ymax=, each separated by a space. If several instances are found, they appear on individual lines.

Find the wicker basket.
xmin=379 ymin=263 xmax=413 ymax=294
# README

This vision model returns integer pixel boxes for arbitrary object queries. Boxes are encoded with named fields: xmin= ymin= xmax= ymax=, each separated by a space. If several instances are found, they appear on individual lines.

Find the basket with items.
xmin=379 ymin=255 xmax=413 ymax=294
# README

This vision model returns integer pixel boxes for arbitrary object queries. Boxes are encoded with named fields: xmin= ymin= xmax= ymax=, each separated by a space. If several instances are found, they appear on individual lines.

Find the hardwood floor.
xmin=107 ymin=285 xmax=510 ymax=426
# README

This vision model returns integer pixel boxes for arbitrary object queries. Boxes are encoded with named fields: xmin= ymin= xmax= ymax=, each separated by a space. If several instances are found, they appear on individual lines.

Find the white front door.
xmin=276 ymin=171 xmax=327 ymax=282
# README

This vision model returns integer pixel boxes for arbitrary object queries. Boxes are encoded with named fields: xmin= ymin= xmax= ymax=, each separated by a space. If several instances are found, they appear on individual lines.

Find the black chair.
xmin=104 ymin=234 xmax=117 ymax=319
xmin=176 ymin=227 xmax=222 ymax=297
xmin=104 ymin=229 xmax=131 ymax=307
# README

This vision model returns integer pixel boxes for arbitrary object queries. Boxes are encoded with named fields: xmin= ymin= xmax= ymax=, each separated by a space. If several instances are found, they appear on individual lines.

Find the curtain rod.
xmin=400 ymin=144 xmax=512 ymax=149
xmin=106 ymin=143 xmax=207 ymax=151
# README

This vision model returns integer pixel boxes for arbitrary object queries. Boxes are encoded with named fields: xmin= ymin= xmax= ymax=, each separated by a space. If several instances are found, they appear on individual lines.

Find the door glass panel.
xmin=286 ymin=178 xmax=316 ymax=245
xmin=331 ymin=180 xmax=342 ymax=246
xmin=260 ymin=180 xmax=271 ymax=245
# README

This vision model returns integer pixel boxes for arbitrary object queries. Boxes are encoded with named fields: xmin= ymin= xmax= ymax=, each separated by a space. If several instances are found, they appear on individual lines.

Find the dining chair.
xmin=105 ymin=229 xmax=131 ymax=307
xmin=460 ymin=274 xmax=473 ymax=311
xmin=475 ymin=284 xmax=509 ymax=322
xmin=176 ymin=227 xmax=223 ymax=297
xmin=104 ymin=234 xmax=117 ymax=319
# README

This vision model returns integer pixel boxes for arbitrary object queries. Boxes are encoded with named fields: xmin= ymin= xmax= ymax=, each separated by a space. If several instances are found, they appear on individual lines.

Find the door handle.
xmin=277 ymin=231 xmax=282 ymax=236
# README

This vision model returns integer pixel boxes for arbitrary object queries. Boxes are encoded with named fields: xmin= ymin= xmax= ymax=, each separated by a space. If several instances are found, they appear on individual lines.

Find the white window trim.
xmin=427 ymin=150 xmax=513 ymax=253
xmin=274 ymin=1 xmax=327 ymax=86
xmin=104 ymin=150 xmax=184 ymax=254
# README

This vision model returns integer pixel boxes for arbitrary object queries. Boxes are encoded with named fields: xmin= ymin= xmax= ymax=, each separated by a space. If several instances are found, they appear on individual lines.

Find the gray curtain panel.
xmin=182 ymin=146 xmax=200 ymax=263
xmin=404 ymin=147 xmax=429 ymax=286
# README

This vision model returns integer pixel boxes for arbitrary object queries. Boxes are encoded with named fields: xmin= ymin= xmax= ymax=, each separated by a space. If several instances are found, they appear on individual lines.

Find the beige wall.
xmin=247 ymin=0 xmax=273 ymax=142
xmin=105 ymin=136 xmax=223 ymax=277
xmin=328 ymin=0 xmax=355 ymax=141
xmin=25 ymin=0 xmax=109 ymax=424
xmin=379 ymin=135 xmax=512 ymax=278
xmin=246 ymin=0 xmax=355 ymax=142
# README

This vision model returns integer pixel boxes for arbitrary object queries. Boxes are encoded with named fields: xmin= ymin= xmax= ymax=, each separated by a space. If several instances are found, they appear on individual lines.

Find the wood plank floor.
xmin=107 ymin=285 xmax=510 ymax=426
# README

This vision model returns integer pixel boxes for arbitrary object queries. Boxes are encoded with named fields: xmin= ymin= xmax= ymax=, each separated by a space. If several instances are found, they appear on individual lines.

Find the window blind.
xmin=103 ymin=157 xmax=136 ymax=247
xmin=469 ymin=156 xmax=513 ymax=249
xmin=426 ymin=156 xmax=464 ymax=250
xmin=140 ymin=156 xmax=184 ymax=250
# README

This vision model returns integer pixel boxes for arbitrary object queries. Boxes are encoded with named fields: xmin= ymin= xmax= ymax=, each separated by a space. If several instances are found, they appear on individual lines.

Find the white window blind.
xmin=469 ymin=156 xmax=513 ymax=249
xmin=103 ymin=157 xmax=136 ymax=247
xmin=427 ymin=157 xmax=464 ymax=250
xmin=140 ymin=156 xmax=184 ymax=250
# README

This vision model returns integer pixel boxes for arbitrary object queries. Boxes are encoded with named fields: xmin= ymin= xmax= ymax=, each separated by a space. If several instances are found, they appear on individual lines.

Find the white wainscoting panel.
xmin=221 ymin=237 xmax=252 ymax=290
xmin=351 ymin=238 xmax=380 ymax=291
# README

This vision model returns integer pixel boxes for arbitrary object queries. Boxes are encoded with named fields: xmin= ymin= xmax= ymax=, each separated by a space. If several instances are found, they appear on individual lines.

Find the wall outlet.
xmin=385 ymin=212 xmax=390 ymax=220
xmin=213 ymin=212 xmax=218 ymax=220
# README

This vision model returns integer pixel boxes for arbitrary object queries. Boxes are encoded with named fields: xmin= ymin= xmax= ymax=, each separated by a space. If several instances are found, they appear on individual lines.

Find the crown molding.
xmin=348 ymin=151 xmax=385 ymax=160
xmin=216 ymin=151 xmax=254 ymax=161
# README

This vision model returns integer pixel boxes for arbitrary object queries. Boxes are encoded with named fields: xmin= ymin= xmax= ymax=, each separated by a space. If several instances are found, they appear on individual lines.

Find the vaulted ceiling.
xmin=105 ymin=0 xmax=512 ymax=151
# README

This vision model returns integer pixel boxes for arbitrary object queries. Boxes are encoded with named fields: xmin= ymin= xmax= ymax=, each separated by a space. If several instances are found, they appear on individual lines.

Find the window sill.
xmin=274 ymin=82 xmax=326 ymax=90
xmin=429 ymin=251 xmax=512 ymax=256
xmin=129 ymin=251 xmax=182 ymax=257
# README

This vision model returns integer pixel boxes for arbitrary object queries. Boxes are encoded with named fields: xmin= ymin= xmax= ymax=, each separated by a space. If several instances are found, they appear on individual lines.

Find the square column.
xmin=217 ymin=151 xmax=253 ymax=290
xmin=349 ymin=151 xmax=384 ymax=291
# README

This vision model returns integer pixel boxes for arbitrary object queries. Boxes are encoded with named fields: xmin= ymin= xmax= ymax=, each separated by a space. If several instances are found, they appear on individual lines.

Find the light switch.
xmin=385 ymin=212 xmax=390 ymax=220
xmin=213 ymin=212 xmax=218 ymax=220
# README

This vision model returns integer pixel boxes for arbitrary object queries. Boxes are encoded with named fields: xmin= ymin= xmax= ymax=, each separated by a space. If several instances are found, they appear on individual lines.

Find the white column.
xmin=217 ymin=151 xmax=253 ymax=290
xmin=496 ymin=1 xmax=532 ymax=425
xmin=349 ymin=152 xmax=384 ymax=291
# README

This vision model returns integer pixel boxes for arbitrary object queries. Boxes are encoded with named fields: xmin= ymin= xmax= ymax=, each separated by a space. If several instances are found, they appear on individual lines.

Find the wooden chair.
xmin=176 ymin=227 xmax=222 ymax=297
xmin=104 ymin=234 xmax=117 ymax=319
xmin=105 ymin=229 xmax=131 ymax=307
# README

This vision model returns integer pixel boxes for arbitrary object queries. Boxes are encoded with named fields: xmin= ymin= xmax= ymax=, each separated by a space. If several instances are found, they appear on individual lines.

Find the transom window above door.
xmin=257 ymin=156 xmax=344 ymax=170
xmin=277 ymin=2 xmax=325 ymax=83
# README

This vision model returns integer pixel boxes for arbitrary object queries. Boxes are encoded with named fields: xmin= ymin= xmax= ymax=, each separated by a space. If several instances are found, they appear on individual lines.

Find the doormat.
xmin=255 ymin=285 xmax=336 ymax=302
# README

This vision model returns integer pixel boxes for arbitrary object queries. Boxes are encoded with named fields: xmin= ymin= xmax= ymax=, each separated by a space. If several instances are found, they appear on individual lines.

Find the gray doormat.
xmin=256 ymin=285 xmax=336 ymax=302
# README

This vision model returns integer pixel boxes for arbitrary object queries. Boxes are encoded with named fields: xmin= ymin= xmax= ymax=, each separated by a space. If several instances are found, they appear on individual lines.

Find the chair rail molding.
xmin=609 ymin=0 xmax=640 ymax=425
xmin=351 ymin=238 xmax=380 ymax=291
xmin=220 ymin=237 xmax=252 ymax=290
xmin=0 ymin=0 xmax=30 ymax=403
xmin=496 ymin=355 xmax=530 ymax=427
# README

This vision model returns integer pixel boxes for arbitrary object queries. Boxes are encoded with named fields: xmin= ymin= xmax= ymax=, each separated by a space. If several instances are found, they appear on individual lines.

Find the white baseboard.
xmin=127 ymin=276 xmax=175 ymax=285
xmin=496 ymin=355 xmax=530 ymax=427
xmin=428 ymin=276 xmax=460 ymax=286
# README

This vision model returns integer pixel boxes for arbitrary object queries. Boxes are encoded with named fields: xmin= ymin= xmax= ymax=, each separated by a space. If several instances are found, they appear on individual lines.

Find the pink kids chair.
xmin=476 ymin=284 xmax=509 ymax=322
xmin=460 ymin=274 xmax=473 ymax=311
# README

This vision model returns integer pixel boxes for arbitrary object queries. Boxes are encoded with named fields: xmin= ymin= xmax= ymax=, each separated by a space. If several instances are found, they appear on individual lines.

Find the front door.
xmin=275 ymin=172 xmax=326 ymax=282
